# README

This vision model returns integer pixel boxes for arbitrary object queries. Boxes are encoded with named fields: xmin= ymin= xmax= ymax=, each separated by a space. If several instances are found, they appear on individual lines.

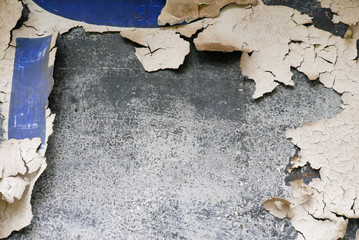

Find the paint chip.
xmin=120 ymin=28 xmax=190 ymax=72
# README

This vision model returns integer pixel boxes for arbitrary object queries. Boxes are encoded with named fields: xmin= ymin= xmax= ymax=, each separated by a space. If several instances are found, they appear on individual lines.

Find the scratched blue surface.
xmin=8 ymin=36 xmax=53 ymax=145
xmin=33 ymin=0 xmax=166 ymax=27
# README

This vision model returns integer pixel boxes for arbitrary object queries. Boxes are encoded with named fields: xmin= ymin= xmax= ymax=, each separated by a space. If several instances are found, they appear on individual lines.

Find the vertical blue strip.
xmin=8 ymin=36 xmax=53 ymax=145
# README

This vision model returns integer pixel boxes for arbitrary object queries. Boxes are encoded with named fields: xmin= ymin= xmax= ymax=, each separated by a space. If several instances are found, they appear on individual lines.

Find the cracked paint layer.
xmin=193 ymin=1 xmax=312 ymax=98
xmin=157 ymin=0 xmax=258 ymax=26
xmin=316 ymin=0 xmax=359 ymax=47
xmin=182 ymin=0 xmax=359 ymax=238
xmin=0 ymin=0 xmax=22 ymax=102
xmin=264 ymin=8 xmax=359 ymax=240
xmin=263 ymin=180 xmax=348 ymax=240
xmin=316 ymin=0 xmax=359 ymax=26
xmin=0 ymin=0 xmax=22 ymax=58
xmin=0 ymin=138 xmax=46 ymax=239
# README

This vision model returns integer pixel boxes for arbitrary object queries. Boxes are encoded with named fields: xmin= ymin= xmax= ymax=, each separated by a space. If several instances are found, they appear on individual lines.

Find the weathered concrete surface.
xmin=5 ymin=27 xmax=346 ymax=239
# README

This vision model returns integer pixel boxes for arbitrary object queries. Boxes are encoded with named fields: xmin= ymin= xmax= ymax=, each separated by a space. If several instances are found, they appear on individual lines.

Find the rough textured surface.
xmin=2 ymin=0 xmax=358 ymax=238
xmin=5 ymin=28 xmax=344 ymax=239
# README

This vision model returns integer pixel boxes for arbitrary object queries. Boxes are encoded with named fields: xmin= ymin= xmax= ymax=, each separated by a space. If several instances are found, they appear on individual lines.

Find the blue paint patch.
xmin=33 ymin=0 xmax=166 ymax=28
xmin=8 ymin=36 xmax=53 ymax=145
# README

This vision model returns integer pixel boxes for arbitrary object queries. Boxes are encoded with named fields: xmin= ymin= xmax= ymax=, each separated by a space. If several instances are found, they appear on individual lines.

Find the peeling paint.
xmin=0 ymin=138 xmax=46 ymax=239
xmin=1 ymin=0 xmax=359 ymax=238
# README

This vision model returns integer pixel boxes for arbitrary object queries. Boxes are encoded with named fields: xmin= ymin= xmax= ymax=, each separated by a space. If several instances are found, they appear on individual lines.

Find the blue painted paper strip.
xmin=8 ymin=36 xmax=53 ymax=145
xmin=33 ymin=0 xmax=166 ymax=28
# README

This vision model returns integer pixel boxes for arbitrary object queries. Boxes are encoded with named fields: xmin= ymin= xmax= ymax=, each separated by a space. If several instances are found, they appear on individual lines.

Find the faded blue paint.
xmin=8 ymin=36 xmax=53 ymax=145
xmin=33 ymin=0 xmax=166 ymax=27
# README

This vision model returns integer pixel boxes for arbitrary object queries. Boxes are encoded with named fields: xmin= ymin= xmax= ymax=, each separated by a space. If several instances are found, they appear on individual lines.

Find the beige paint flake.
xmin=286 ymin=26 xmax=359 ymax=94
xmin=0 ymin=138 xmax=47 ymax=239
xmin=0 ymin=0 xmax=22 ymax=102
xmin=261 ymin=13 xmax=359 ymax=240
xmin=264 ymin=180 xmax=348 ymax=240
xmin=350 ymin=24 xmax=359 ymax=39
xmin=121 ymin=29 xmax=190 ymax=72
xmin=193 ymin=2 xmax=312 ymax=98
xmin=158 ymin=0 xmax=258 ymax=26
xmin=316 ymin=0 xmax=359 ymax=43
xmin=273 ymin=93 xmax=359 ymax=239
xmin=0 ymin=0 xmax=22 ymax=59
xmin=316 ymin=0 xmax=359 ymax=26
xmin=264 ymin=93 xmax=359 ymax=239
xmin=0 ymin=3 xmax=31 ymax=236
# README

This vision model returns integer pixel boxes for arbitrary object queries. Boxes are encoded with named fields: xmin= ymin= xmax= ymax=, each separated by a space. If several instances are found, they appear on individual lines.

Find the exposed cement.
xmin=5 ymin=26 xmax=346 ymax=239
